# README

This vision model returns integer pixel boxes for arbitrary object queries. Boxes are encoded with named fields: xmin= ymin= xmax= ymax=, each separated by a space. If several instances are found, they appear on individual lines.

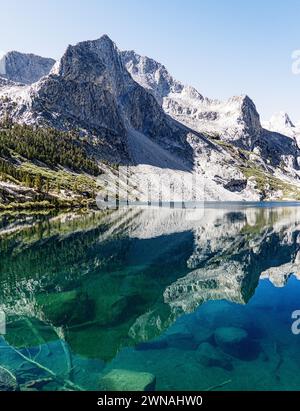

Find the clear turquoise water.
xmin=1 ymin=205 xmax=300 ymax=391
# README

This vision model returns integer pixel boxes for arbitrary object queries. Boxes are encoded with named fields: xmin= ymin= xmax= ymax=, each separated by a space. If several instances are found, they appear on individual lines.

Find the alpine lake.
xmin=1 ymin=202 xmax=300 ymax=391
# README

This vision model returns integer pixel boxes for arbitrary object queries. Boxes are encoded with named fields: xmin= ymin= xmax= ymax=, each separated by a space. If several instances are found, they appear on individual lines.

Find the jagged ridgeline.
xmin=1 ymin=34 xmax=300 ymax=206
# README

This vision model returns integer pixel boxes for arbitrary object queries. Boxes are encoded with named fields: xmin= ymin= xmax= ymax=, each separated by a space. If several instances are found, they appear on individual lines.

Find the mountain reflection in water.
xmin=1 ymin=205 xmax=300 ymax=391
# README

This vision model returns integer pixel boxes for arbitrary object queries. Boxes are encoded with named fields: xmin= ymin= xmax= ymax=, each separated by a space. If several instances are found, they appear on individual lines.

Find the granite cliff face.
xmin=0 ymin=51 xmax=55 ymax=84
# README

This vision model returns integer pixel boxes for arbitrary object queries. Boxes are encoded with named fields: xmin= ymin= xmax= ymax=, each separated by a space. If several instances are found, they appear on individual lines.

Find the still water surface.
xmin=1 ymin=204 xmax=300 ymax=390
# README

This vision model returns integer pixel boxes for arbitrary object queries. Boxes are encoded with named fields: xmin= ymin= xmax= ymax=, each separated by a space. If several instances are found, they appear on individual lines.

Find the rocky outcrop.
xmin=0 ymin=51 xmax=55 ymax=84
xmin=263 ymin=112 xmax=295 ymax=135
xmin=163 ymin=261 xmax=248 ymax=313
xmin=260 ymin=250 xmax=300 ymax=286
xmin=214 ymin=326 xmax=260 ymax=360
xmin=100 ymin=369 xmax=156 ymax=391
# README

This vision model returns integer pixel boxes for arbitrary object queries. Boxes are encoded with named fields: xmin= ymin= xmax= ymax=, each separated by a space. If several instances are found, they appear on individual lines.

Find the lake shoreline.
xmin=1 ymin=199 xmax=300 ymax=215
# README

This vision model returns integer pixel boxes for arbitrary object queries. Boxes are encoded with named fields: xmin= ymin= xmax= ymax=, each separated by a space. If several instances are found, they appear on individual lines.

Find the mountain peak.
xmin=52 ymin=34 xmax=125 ymax=87
xmin=228 ymin=94 xmax=255 ymax=107
xmin=261 ymin=111 xmax=298 ymax=140
xmin=98 ymin=33 xmax=113 ymax=42
xmin=269 ymin=111 xmax=295 ymax=128
xmin=78 ymin=34 xmax=117 ymax=53
xmin=0 ymin=51 xmax=55 ymax=84
xmin=4 ymin=35 xmax=191 ymax=165
xmin=121 ymin=50 xmax=183 ymax=104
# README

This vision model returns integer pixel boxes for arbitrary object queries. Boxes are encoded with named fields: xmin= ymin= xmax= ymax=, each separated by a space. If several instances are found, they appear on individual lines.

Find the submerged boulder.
xmin=214 ymin=326 xmax=260 ymax=360
xmin=196 ymin=342 xmax=233 ymax=371
xmin=100 ymin=369 xmax=156 ymax=391
xmin=215 ymin=327 xmax=247 ymax=346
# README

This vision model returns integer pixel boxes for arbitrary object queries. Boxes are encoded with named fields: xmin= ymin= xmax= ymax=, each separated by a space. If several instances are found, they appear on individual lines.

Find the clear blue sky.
xmin=1 ymin=0 xmax=299 ymax=120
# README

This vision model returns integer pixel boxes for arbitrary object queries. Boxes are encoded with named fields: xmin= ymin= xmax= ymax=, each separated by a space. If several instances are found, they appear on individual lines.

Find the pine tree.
xmin=44 ymin=178 xmax=50 ymax=193
xmin=25 ymin=174 xmax=32 ymax=188
xmin=34 ymin=174 xmax=42 ymax=191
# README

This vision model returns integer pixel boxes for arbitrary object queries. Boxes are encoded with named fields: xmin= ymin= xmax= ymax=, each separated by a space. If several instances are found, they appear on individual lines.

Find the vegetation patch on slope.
xmin=240 ymin=166 xmax=300 ymax=200
xmin=0 ymin=122 xmax=99 ymax=175
xmin=206 ymin=134 xmax=300 ymax=200
xmin=0 ymin=122 xmax=102 ymax=208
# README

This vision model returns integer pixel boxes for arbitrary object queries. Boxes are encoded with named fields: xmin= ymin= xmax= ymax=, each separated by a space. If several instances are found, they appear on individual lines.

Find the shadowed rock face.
xmin=0 ymin=51 xmax=55 ymax=84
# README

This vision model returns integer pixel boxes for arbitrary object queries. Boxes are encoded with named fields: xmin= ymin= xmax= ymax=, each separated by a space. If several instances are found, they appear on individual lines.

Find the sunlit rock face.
xmin=0 ymin=51 xmax=55 ymax=84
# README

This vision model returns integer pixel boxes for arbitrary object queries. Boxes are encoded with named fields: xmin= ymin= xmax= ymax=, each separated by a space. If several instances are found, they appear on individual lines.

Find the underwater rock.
xmin=100 ymin=369 xmax=156 ymax=391
xmin=215 ymin=327 xmax=247 ymax=346
xmin=214 ymin=326 xmax=247 ymax=357
xmin=0 ymin=366 xmax=18 ymax=391
xmin=196 ymin=342 xmax=233 ymax=371
xmin=214 ymin=326 xmax=260 ymax=360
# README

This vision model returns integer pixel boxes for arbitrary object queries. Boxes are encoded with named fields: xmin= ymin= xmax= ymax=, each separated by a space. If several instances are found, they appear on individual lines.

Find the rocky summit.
xmin=0 ymin=51 xmax=55 ymax=85
xmin=1 ymin=34 xmax=300 ymax=203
